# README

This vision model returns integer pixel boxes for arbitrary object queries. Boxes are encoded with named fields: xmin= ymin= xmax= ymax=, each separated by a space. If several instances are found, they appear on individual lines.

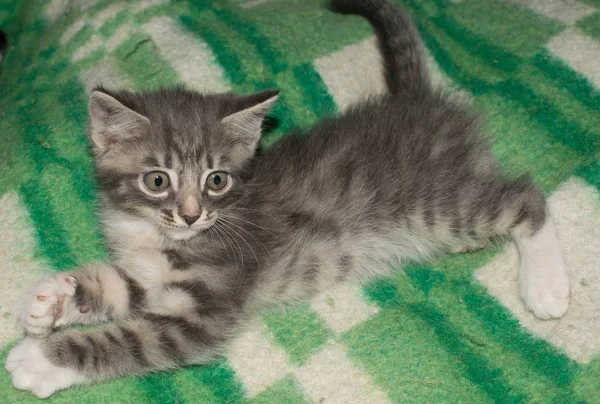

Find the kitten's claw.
xmin=21 ymin=275 xmax=77 ymax=337
xmin=454 ymin=241 xmax=487 ymax=254
xmin=6 ymin=339 xmax=85 ymax=398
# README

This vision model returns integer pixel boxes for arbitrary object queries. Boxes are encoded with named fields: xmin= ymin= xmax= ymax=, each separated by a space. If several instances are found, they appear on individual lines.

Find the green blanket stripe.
xmin=444 ymin=0 xmax=563 ymax=58
xmin=12 ymin=56 xmax=79 ymax=268
xmin=112 ymin=31 xmax=181 ymax=90
xmin=138 ymin=373 xmax=185 ymax=404
xmin=401 ymin=0 xmax=599 ymax=163
xmin=425 ymin=249 xmax=580 ymax=391
xmin=223 ymin=4 xmax=339 ymax=132
xmin=209 ymin=5 xmax=288 ymax=76
xmin=420 ymin=270 xmax=579 ymax=398
xmin=19 ymin=181 xmax=77 ymax=268
xmin=341 ymin=303 xmax=493 ymax=403
xmin=578 ymin=12 xmax=600 ymax=41
xmin=261 ymin=304 xmax=333 ymax=365
xmin=235 ymin=0 xmax=374 ymax=67
xmin=431 ymin=13 xmax=522 ymax=75
xmin=576 ymin=163 xmax=600 ymax=189
xmin=495 ymin=80 xmax=597 ymax=156
xmin=363 ymin=276 xmax=533 ymax=403
xmin=418 ymin=281 xmax=571 ymax=401
xmin=363 ymin=273 xmax=579 ymax=403
xmin=1 ymin=4 xmax=105 ymax=267
xmin=476 ymin=93 xmax=586 ymax=195
xmin=0 ymin=1 xmax=18 ymax=28
xmin=98 ymin=9 xmax=130 ymax=39
xmin=460 ymin=286 xmax=578 ymax=385
xmin=178 ymin=12 xmax=300 ymax=139
xmin=428 ymin=248 xmax=582 ymax=390
xmin=16 ymin=47 xmax=107 ymax=267
xmin=410 ymin=0 xmax=596 ymax=156
xmin=293 ymin=62 xmax=338 ymax=118
xmin=531 ymin=51 xmax=600 ymax=113
xmin=171 ymin=368 xmax=228 ymax=404
xmin=179 ymin=4 xmax=335 ymax=142
xmin=407 ymin=302 xmax=527 ymax=403
xmin=134 ymin=359 xmax=247 ymax=404
xmin=201 ymin=1 xmax=340 ymax=113
xmin=185 ymin=359 xmax=246 ymax=404
xmin=247 ymin=375 xmax=308 ymax=404
xmin=516 ymin=65 xmax=600 ymax=148
xmin=178 ymin=14 xmax=246 ymax=85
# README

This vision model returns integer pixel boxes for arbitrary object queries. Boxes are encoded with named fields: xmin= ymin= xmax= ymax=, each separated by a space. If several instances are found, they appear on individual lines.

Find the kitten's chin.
xmin=165 ymin=228 xmax=200 ymax=241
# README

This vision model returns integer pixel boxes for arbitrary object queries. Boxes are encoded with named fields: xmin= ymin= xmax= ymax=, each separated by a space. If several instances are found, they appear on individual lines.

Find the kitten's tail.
xmin=330 ymin=0 xmax=429 ymax=96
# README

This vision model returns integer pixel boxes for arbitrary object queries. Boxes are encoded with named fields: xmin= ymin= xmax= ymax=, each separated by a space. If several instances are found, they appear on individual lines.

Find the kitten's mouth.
xmin=162 ymin=216 xmax=217 ymax=241
xmin=167 ymin=227 xmax=200 ymax=241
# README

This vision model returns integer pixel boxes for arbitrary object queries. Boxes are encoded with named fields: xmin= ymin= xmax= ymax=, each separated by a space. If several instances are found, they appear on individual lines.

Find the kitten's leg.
xmin=7 ymin=281 xmax=241 ymax=398
xmin=486 ymin=179 xmax=569 ymax=319
xmin=513 ymin=211 xmax=570 ymax=319
xmin=21 ymin=264 xmax=141 ymax=336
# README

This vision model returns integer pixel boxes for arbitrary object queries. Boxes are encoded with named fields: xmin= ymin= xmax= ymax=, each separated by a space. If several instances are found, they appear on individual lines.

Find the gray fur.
xmin=35 ymin=0 xmax=549 ymax=384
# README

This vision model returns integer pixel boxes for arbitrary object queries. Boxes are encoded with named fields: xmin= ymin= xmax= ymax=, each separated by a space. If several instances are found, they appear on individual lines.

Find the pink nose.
xmin=182 ymin=215 xmax=200 ymax=225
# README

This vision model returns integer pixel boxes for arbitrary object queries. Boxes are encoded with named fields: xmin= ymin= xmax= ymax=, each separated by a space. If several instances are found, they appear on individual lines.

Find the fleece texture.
xmin=0 ymin=0 xmax=599 ymax=402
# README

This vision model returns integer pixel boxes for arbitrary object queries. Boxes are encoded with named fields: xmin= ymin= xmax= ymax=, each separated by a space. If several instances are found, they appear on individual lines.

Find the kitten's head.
xmin=87 ymin=87 xmax=278 ymax=241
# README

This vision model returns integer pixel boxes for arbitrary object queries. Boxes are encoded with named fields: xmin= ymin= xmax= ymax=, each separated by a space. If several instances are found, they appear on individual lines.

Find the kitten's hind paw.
xmin=20 ymin=275 xmax=77 ymax=336
xmin=521 ymin=273 xmax=570 ymax=320
xmin=517 ymin=216 xmax=570 ymax=320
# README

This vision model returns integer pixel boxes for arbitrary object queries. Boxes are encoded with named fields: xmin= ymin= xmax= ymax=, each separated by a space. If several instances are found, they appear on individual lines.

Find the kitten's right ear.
xmin=88 ymin=90 xmax=150 ymax=153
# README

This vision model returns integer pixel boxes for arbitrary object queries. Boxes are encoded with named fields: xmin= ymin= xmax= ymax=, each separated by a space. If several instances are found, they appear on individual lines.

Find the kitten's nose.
xmin=182 ymin=214 xmax=200 ymax=226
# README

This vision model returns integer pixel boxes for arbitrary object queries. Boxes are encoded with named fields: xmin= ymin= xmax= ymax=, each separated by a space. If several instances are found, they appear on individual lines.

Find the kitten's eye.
xmin=143 ymin=171 xmax=170 ymax=192
xmin=206 ymin=171 xmax=229 ymax=191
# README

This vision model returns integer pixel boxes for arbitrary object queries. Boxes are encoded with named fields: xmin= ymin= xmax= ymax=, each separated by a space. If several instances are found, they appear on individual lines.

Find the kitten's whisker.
xmin=224 ymin=206 xmax=282 ymax=223
xmin=219 ymin=212 xmax=278 ymax=237
xmin=219 ymin=219 xmax=261 ymax=285
xmin=206 ymin=226 xmax=231 ymax=260
xmin=213 ymin=222 xmax=239 ymax=268
xmin=215 ymin=222 xmax=245 ymax=285
xmin=216 ymin=214 xmax=272 ymax=255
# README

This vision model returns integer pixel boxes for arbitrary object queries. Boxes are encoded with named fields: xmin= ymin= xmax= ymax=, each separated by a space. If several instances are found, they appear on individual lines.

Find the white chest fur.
xmin=102 ymin=213 xmax=173 ymax=288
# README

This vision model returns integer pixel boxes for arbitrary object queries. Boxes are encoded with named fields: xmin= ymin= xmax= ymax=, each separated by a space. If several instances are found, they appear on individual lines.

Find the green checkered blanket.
xmin=1 ymin=0 xmax=599 ymax=402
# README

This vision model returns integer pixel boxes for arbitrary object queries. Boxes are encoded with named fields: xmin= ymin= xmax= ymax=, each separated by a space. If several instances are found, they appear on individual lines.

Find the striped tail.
xmin=330 ymin=0 xmax=429 ymax=96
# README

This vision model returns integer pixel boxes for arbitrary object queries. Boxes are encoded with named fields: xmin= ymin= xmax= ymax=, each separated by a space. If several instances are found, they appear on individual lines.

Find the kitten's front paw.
xmin=6 ymin=339 xmax=86 ymax=398
xmin=521 ymin=269 xmax=570 ymax=320
xmin=21 ymin=275 xmax=77 ymax=336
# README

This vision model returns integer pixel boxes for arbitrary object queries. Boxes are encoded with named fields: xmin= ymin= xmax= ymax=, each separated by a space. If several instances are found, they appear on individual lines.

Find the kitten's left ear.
xmin=88 ymin=90 xmax=151 ymax=154
xmin=220 ymin=90 xmax=279 ymax=165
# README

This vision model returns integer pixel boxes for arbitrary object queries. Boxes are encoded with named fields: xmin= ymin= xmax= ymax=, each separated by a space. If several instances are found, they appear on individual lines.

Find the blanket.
xmin=0 ymin=0 xmax=599 ymax=402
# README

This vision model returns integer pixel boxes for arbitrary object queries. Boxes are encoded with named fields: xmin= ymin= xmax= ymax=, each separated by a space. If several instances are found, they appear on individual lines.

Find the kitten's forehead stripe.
xmin=164 ymin=153 xmax=172 ymax=169
xmin=143 ymin=156 xmax=159 ymax=167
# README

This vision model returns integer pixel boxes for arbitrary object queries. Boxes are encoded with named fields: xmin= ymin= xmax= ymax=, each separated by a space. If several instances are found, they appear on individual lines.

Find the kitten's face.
xmin=107 ymin=148 xmax=242 ymax=241
xmin=87 ymin=88 xmax=277 ymax=241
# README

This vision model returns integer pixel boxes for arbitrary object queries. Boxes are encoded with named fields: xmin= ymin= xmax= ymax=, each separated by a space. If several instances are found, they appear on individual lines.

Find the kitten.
xmin=6 ymin=0 xmax=569 ymax=398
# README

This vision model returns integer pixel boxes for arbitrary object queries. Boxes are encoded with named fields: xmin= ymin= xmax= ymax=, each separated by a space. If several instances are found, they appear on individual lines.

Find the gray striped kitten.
xmin=7 ymin=0 xmax=569 ymax=398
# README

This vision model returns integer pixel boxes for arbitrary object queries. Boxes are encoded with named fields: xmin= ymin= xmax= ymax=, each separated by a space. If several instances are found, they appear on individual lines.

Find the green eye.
xmin=143 ymin=171 xmax=170 ymax=192
xmin=206 ymin=171 xmax=229 ymax=191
